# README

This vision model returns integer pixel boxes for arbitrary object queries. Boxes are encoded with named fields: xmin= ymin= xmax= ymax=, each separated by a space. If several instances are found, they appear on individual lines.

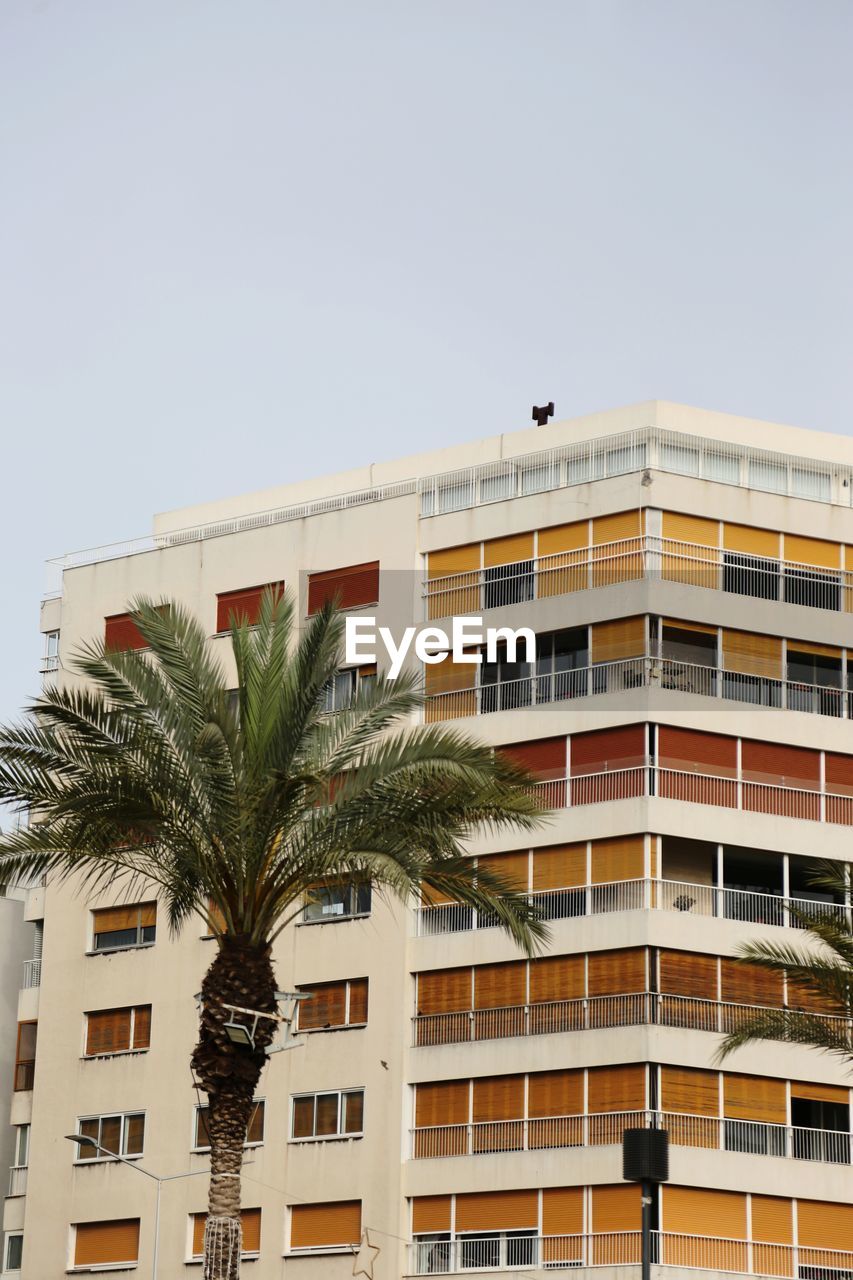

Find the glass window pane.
xmin=344 ymin=1092 xmax=364 ymax=1134
xmin=78 ymin=1117 xmax=99 ymax=1159
xmin=6 ymin=1235 xmax=23 ymax=1270
xmin=246 ymin=1101 xmax=265 ymax=1144
xmin=292 ymin=1096 xmax=315 ymax=1139
xmin=14 ymin=1126 xmax=28 ymax=1166
xmin=100 ymin=1116 xmax=122 ymax=1155
xmin=315 ymin=1093 xmax=339 ymax=1136
xmin=195 ymin=1107 xmax=211 ymax=1148
xmin=124 ymin=1114 xmax=145 ymax=1155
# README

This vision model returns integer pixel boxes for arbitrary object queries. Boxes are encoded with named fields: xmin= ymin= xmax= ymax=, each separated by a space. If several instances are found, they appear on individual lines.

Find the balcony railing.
xmin=424 ymin=655 xmax=850 ymax=723
xmin=424 ymin=534 xmax=853 ymax=618
xmin=415 ymin=877 xmax=849 ymax=936
xmin=13 ymin=1061 xmax=34 ymax=1092
xmin=411 ymin=1108 xmax=852 ymax=1165
xmin=407 ymin=1230 xmax=853 ymax=1276
xmin=22 ymin=959 xmax=41 ymax=989
xmin=7 ymin=1165 xmax=27 ymax=1196
xmin=412 ymin=991 xmax=852 ymax=1048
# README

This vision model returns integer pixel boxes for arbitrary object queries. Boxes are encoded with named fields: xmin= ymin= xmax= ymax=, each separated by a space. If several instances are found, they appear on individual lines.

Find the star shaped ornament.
xmin=352 ymin=1229 xmax=381 ymax=1279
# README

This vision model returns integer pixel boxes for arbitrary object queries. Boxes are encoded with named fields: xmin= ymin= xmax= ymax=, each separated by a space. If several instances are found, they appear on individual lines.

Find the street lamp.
xmin=65 ymin=1134 xmax=210 ymax=1279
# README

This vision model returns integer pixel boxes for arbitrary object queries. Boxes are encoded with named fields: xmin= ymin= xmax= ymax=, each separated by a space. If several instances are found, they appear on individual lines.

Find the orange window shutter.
xmin=192 ymin=1214 xmax=206 ymax=1257
xmin=412 ymin=1196 xmax=452 ymax=1234
xmin=455 ymin=1190 xmax=538 ymax=1232
xmin=415 ymin=1080 xmax=469 ymax=1128
xmin=538 ymin=522 xmax=588 ymax=555
xmin=590 ymin=617 xmax=645 ymax=664
xmin=483 ymin=532 xmax=534 ymax=566
xmin=662 ymin=512 xmax=719 ymax=545
xmin=532 ymin=844 xmax=586 ymax=890
xmin=242 ymin=1208 xmax=261 ymax=1253
xmin=92 ymin=905 xmax=141 ymax=933
xmin=657 ymin=726 xmax=737 ymax=775
xmin=592 ymin=511 xmax=644 ymax=544
xmin=588 ymin=948 xmax=646 ymax=995
xmin=790 ymin=1080 xmax=849 ymax=1104
xmin=787 ymin=639 xmax=841 ymax=659
xmin=663 ymin=1186 xmax=746 ymax=1239
xmin=660 ymin=1066 xmax=720 ymax=1116
xmin=590 ymin=836 xmax=644 ymax=884
xmin=723 ymin=1074 xmax=787 ymax=1124
xmin=797 ymin=1200 xmax=853 ymax=1251
xmin=529 ymin=954 xmax=585 ymax=1004
xmin=416 ymin=968 xmax=471 ymax=1015
xmin=104 ymin=613 xmax=147 ymax=652
xmin=299 ymin=982 xmax=347 ymax=1029
xmin=592 ymin=1184 xmax=642 ymax=1232
xmin=723 ymin=524 xmax=779 ymax=557
xmin=499 ymin=736 xmax=567 ymax=779
xmin=751 ymin=1195 xmax=792 ymax=1244
xmin=542 ymin=1187 xmax=584 ymax=1237
xmin=527 ymin=1069 xmax=583 ymax=1118
xmin=472 ymin=1075 xmax=525 ymax=1122
xmin=291 ymin=1201 xmax=362 ymax=1248
xmin=721 ymin=631 xmax=783 ymax=679
xmin=307 ymin=562 xmax=380 ymax=614
xmin=427 ymin=544 xmax=480 ymax=578
xmin=424 ymin=655 xmax=478 ymax=695
xmin=75 ymin=1220 xmax=140 ymax=1266
xmin=473 ymin=961 xmax=526 ymax=1009
xmin=587 ymin=1064 xmax=646 ymax=1113
xmin=720 ymin=958 xmax=784 ymax=1007
xmin=784 ymin=534 xmax=840 ymax=569
xmin=86 ymin=1009 xmax=130 ymax=1056
xmin=133 ymin=1006 xmax=151 ymax=1049
xmin=347 ymin=979 xmax=368 ymax=1025
xmin=138 ymin=902 xmax=156 ymax=928
xmin=477 ymin=851 xmax=529 ymax=891
xmin=659 ymin=951 xmax=718 ymax=998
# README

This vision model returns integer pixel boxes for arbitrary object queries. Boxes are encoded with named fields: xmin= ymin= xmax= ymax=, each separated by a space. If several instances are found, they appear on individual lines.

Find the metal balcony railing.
xmin=424 ymin=655 xmax=850 ymax=723
xmin=22 ymin=959 xmax=41 ymax=989
xmin=415 ymin=877 xmax=849 ymax=936
xmin=7 ymin=1165 xmax=27 ymax=1196
xmin=410 ymin=1108 xmax=852 ymax=1165
xmin=412 ymin=992 xmax=852 ymax=1048
xmin=423 ymin=534 xmax=853 ymax=618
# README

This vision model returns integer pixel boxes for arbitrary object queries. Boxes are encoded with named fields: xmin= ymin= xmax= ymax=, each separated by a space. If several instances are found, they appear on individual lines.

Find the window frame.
xmin=13 ymin=1021 xmax=36 ymax=1092
xmin=11 ymin=1124 xmax=29 ymax=1170
xmin=301 ymin=881 xmax=372 ymax=926
xmin=192 ymin=1099 xmax=265 ymax=1154
xmin=69 ymin=1219 xmax=140 ymax=1272
xmin=89 ymin=904 xmax=157 ymax=955
xmin=83 ymin=1005 xmax=151 ymax=1059
xmin=74 ymin=1112 xmax=146 ymax=1163
xmin=296 ymin=978 xmax=368 ymax=1032
xmin=3 ymin=1232 xmax=23 ymax=1272
xmin=289 ymin=1088 xmax=365 ymax=1143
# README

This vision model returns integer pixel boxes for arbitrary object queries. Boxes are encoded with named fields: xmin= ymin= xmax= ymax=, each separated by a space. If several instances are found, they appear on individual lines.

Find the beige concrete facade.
xmin=6 ymin=402 xmax=853 ymax=1278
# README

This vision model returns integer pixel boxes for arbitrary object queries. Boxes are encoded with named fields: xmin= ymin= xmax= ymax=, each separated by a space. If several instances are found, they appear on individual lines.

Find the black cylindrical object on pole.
xmin=622 ymin=1127 xmax=669 ymax=1183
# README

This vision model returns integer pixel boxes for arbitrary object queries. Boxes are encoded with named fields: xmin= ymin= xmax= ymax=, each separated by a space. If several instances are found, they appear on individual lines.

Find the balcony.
xmin=410 ymin=1108 xmax=851 ymax=1166
xmin=407 ymin=1230 xmax=853 ymax=1276
xmin=7 ymin=1165 xmax=27 ymax=1196
xmin=415 ymin=877 xmax=849 ymax=937
xmin=21 ymin=959 xmax=40 ymax=989
xmin=423 ymin=535 xmax=853 ymax=619
xmin=411 ymin=992 xmax=851 ymax=1049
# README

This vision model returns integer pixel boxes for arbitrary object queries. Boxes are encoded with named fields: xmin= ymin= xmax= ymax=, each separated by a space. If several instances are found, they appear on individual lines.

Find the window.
xmin=104 ymin=613 xmax=147 ymax=652
xmin=483 ymin=559 xmax=534 ymax=609
xmin=321 ymin=664 xmax=377 ymax=713
xmin=41 ymin=630 xmax=59 ymax=673
xmin=190 ymin=1208 xmax=260 ymax=1260
xmin=297 ymin=979 xmax=368 ymax=1031
xmin=85 ymin=1005 xmax=151 ymax=1057
xmin=75 ymin=1113 xmax=145 ymax=1161
xmin=289 ymin=1201 xmax=362 ymax=1251
xmin=783 ymin=564 xmax=841 ymax=611
xmin=193 ymin=1100 xmax=265 ymax=1151
xmin=291 ymin=1090 xmax=364 ymax=1140
xmin=303 ymin=881 xmax=371 ymax=924
xmin=307 ymin=562 xmax=379 ymax=614
xmin=12 ymin=1125 xmax=29 ymax=1169
xmin=72 ymin=1219 xmax=140 ymax=1270
xmin=14 ymin=1022 xmax=36 ymax=1091
xmin=91 ymin=903 xmax=156 ymax=952
xmin=216 ymin=583 xmax=284 ymax=632
xmin=3 ymin=1235 xmax=22 ymax=1272
xmin=723 ymin=552 xmax=780 ymax=601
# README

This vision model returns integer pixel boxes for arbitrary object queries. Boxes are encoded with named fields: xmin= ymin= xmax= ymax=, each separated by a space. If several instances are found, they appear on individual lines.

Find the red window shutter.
xmin=741 ymin=740 xmax=819 ymax=789
xmin=657 ymin=727 xmax=737 ymax=776
xmin=104 ymin=614 xmax=146 ymax=652
xmin=826 ymin=753 xmax=853 ymax=795
xmin=307 ymin=562 xmax=380 ymax=614
xmin=216 ymin=582 xmax=284 ymax=632
xmin=570 ymin=725 xmax=646 ymax=775
xmin=499 ymin=737 xmax=566 ymax=779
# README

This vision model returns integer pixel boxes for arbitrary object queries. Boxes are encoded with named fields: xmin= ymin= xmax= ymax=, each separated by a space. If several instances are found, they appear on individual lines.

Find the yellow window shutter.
xmin=529 ymin=954 xmax=585 ymax=1003
xmin=542 ymin=1187 xmax=583 ymax=1236
xmin=242 ymin=1209 xmax=261 ymax=1253
xmin=290 ymin=1201 xmax=361 ymax=1248
xmin=588 ymin=947 xmax=646 ymax=995
xmin=784 ymin=534 xmax=840 ymax=569
xmin=92 ymin=906 xmax=142 ymax=933
xmin=662 ymin=617 xmax=717 ymax=635
xmin=538 ymin=522 xmax=588 ymax=555
xmin=477 ymin=851 xmax=529 ymax=890
xmin=590 ymin=836 xmax=644 ymax=884
xmin=424 ymin=655 xmax=478 ymax=694
xmin=663 ymin=1186 xmax=746 ymax=1238
xmin=455 ymin=1190 xmax=538 ymax=1232
xmin=790 ymin=1080 xmax=849 ymax=1104
xmin=751 ymin=1196 xmax=792 ymax=1244
xmin=660 ymin=1066 xmax=720 ymax=1116
xmin=532 ymin=844 xmax=586 ymax=890
xmin=427 ymin=544 xmax=480 ymax=577
xmin=587 ymin=1064 xmax=646 ymax=1113
xmin=590 ymin=617 xmax=645 ymax=663
xmin=797 ymin=1200 xmax=853 ymax=1250
xmin=787 ymin=639 xmax=842 ymax=659
xmin=662 ymin=512 xmax=719 ymax=545
xmin=722 ymin=630 xmax=783 ymax=678
xmin=592 ymin=1184 xmax=641 ymax=1231
xmin=192 ymin=1214 xmax=206 ymax=1257
xmin=472 ymin=1075 xmax=525 ymax=1122
xmin=75 ymin=1220 xmax=140 ymax=1267
xmin=483 ymin=532 xmax=534 ymax=566
xmin=416 ymin=968 xmax=471 ymax=1015
xmin=527 ymin=1069 xmax=583 ymax=1118
xmin=723 ymin=1074 xmax=787 ymax=1124
xmin=659 ymin=951 xmax=718 ymax=998
xmin=723 ymin=523 xmax=779 ymax=557
xmin=592 ymin=510 xmax=644 ymax=544
xmin=412 ymin=1196 xmax=452 ymax=1233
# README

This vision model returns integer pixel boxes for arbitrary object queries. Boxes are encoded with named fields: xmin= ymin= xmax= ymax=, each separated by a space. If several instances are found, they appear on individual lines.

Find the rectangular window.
xmin=291 ymin=1090 xmax=364 ymax=1141
xmin=73 ymin=1219 xmax=140 ymax=1269
xmin=191 ymin=1208 xmax=260 ymax=1259
xmin=297 ymin=979 xmax=368 ymax=1031
xmin=91 ymin=903 xmax=156 ymax=952
xmin=104 ymin=613 xmax=147 ymax=651
xmin=13 ymin=1022 xmax=36 ymax=1092
xmin=3 ymin=1235 xmax=23 ymax=1272
xmin=12 ymin=1125 xmax=29 ymax=1169
xmin=193 ymin=1100 xmax=265 ymax=1151
xmin=289 ymin=1201 xmax=362 ymax=1251
xmin=321 ymin=664 xmax=377 ymax=713
xmin=303 ymin=881 xmax=371 ymax=924
xmin=84 ymin=1006 xmax=151 ymax=1057
xmin=75 ymin=1113 xmax=145 ymax=1161
xmin=41 ymin=630 xmax=60 ymax=674
xmin=307 ymin=562 xmax=379 ymax=614
xmin=216 ymin=583 xmax=284 ymax=632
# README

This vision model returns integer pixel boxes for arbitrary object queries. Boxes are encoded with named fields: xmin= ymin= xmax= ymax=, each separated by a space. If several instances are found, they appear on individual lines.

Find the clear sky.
xmin=1 ymin=0 xmax=851 ymax=728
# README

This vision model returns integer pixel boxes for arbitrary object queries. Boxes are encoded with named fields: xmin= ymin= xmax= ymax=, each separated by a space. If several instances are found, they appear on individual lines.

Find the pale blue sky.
xmin=1 ymin=0 xmax=851 ymax=726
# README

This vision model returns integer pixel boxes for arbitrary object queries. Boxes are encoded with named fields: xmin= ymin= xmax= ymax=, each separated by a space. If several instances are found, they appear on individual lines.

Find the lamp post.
xmin=64 ymin=1135 xmax=210 ymax=1279
xmin=622 ymin=1128 xmax=669 ymax=1280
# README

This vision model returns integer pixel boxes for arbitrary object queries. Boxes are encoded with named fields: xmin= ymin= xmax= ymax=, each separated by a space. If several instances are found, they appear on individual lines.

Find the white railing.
xmin=7 ymin=1165 xmax=27 ymax=1196
xmin=423 ymin=534 xmax=853 ymax=618
xmin=415 ymin=877 xmax=848 ymax=936
xmin=412 ymin=991 xmax=852 ymax=1048
xmin=424 ymin=655 xmax=849 ymax=723
xmin=22 ymin=959 xmax=41 ymax=989
xmin=411 ymin=1108 xmax=852 ymax=1165
xmin=418 ymin=422 xmax=846 ymax=518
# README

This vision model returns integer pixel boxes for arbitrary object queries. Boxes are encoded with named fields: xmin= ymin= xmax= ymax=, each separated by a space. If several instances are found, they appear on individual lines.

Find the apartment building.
xmin=4 ymin=399 xmax=853 ymax=1279
xmin=0 ymin=884 xmax=37 ymax=1279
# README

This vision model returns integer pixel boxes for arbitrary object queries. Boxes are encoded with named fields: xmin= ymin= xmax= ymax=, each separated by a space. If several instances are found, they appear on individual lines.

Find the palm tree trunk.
xmin=191 ymin=935 xmax=277 ymax=1280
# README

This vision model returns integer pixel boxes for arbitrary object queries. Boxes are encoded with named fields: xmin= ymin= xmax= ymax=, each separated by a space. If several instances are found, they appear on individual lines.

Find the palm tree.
xmin=0 ymin=593 xmax=548 ymax=1280
xmin=717 ymin=861 xmax=853 ymax=1065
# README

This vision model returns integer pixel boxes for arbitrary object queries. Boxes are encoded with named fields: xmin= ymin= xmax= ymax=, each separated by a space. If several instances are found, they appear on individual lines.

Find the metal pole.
xmin=152 ymin=1175 xmax=162 ymax=1280
xmin=641 ymin=1181 xmax=652 ymax=1280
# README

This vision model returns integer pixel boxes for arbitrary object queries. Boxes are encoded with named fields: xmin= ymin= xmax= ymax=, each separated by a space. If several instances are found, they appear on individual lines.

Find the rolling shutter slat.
xmin=500 ymin=737 xmax=566 ymax=779
xmin=741 ymin=740 xmax=819 ymax=788
xmin=474 ymin=961 xmax=526 ymax=1009
xmin=784 ymin=535 xmax=840 ymax=570
xmin=299 ymin=982 xmax=347 ymax=1029
xmin=416 ymin=969 xmax=471 ymax=1015
xmin=347 ymin=979 xmax=368 ymax=1025
xmin=104 ymin=614 xmax=146 ymax=652
xmin=659 ymin=951 xmax=718 ymax=999
xmin=472 ymin=1075 xmax=525 ymax=1121
xmin=415 ymin=1081 xmax=469 ymax=1128
xmin=291 ymin=1201 xmax=361 ymax=1248
xmin=790 ymin=1080 xmax=849 ymax=1104
xmin=532 ymin=844 xmax=586 ymax=890
xmin=529 ymin=955 xmax=585 ymax=1003
xmin=660 ymin=1066 xmax=720 ymax=1116
xmin=592 ymin=511 xmax=644 ymax=544
xmin=542 ymin=1187 xmax=584 ymax=1236
xmin=657 ymin=726 xmax=736 ymax=775
xmin=216 ymin=583 xmax=283 ymax=631
xmin=590 ymin=617 xmax=645 ymax=663
xmin=455 ymin=1190 xmax=538 ymax=1232
xmin=590 ymin=836 xmax=644 ymax=884
xmin=722 ymin=631 xmax=783 ymax=679
xmin=75 ymin=1220 xmax=140 ymax=1267
xmin=588 ymin=948 xmax=645 ymax=995
xmin=797 ymin=1201 xmax=853 ymax=1251
xmin=527 ymin=1070 xmax=583 ymax=1117
xmin=662 ymin=513 xmax=719 ymax=545
xmin=723 ymin=1074 xmax=787 ymax=1124
xmin=483 ymin=532 xmax=534 ymax=566
xmin=307 ymin=562 xmax=379 ymax=614
xmin=412 ymin=1197 xmax=451 ymax=1233
xmin=538 ymin=522 xmax=588 ymax=555
xmin=720 ymin=958 xmax=784 ymax=1007
xmin=587 ymin=1064 xmax=646 ymax=1113
xmin=427 ymin=544 xmax=480 ymax=577
xmin=477 ymin=851 xmax=529 ymax=890
xmin=663 ymin=1186 xmax=746 ymax=1239
xmin=571 ymin=725 xmax=646 ymax=774
xmin=723 ymin=524 xmax=779 ymax=557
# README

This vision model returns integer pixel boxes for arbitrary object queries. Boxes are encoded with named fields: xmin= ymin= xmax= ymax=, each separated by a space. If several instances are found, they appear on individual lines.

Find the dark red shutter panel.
xmin=658 ymin=727 xmax=737 ymax=776
xmin=308 ymin=562 xmax=380 ymax=614
xmin=741 ymin=741 xmax=819 ymax=788
xmin=499 ymin=737 xmax=567 ymax=779
xmin=104 ymin=614 xmax=146 ymax=652
xmin=826 ymin=753 xmax=853 ymax=794
xmin=570 ymin=725 xmax=646 ymax=775
xmin=216 ymin=582 xmax=284 ymax=632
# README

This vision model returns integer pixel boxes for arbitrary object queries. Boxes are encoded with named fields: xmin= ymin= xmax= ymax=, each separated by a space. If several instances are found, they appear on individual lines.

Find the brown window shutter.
xmin=662 ymin=1186 xmax=747 ymax=1239
xmin=416 ymin=968 xmax=471 ymax=1016
xmin=592 ymin=510 xmax=644 ymax=543
xmin=86 ymin=1009 xmax=131 ymax=1056
xmin=741 ymin=740 xmax=819 ymax=788
xmin=532 ymin=844 xmax=586 ymax=890
xmin=660 ymin=1066 xmax=720 ymax=1115
xmin=473 ymin=961 xmax=526 ymax=1009
xmin=784 ymin=534 xmax=840 ymax=569
xmin=529 ymin=955 xmax=585 ymax=1004
xmin=299 ymin=982 xmax=347 ymax=1029
xmin=659 ymin=951 xmax=718 ymax=998
xmin=477 ymin=851 xmax=529 ymax=891
xmin=415 ymin=1080 xmax=469 ymax=1128
xmin=499 ymin=737 xmax=567 ymax=779
xmin=104 ymin=613 xmax=147 ymax=652
xmin=720 ymin=958 xmax=784 ymax=1007
xmin=797 ymin=1200 xmax=853 ymax=1251
xmin=242 ymin=1208 xmax=261 ymax=1253
xmin=592 ymin=1184 xmax=641 ymax=1231
xmin=92 ymin=905 xmax=143 ymax=933
xmin=527 ymin=1069 xmax=583 ymax=1117
xmin=307 ymin=562 xmax=379 ymax=614
xmin=658 ymin=726 xmax=737 ymax=775
xmin=455 ymin=1190 xmax=538 ymax=1232
xmin=538 ymin=522 xmax=588 ymax=555
xmin=412 ymin=1196 xmax=451 ymax=1234
xmin=588 ymin=948 xmax=646 ymax=995
xmin=74 ymin=1219 xmax=140 ymax=1266
xmin=483 ymin=532 xmax=534 ymax=566
xmin=542 ymin=1187 xmax=584 ymax=1236
xmin=246 ymin=1101 xmax=265 ymax=1144
xmin=590 ymin=836 xmax=644 ymax=884
xmin=192 ymin=1214 xmax=206 ymax=1257
xmin=790 ymin=1080 xmax=849 ymax=1104
xmin=424 ymin=654 xmax=479 ymax=695
xmin=723 ymin=1074 xmax=786 ymax=1124
xmin=590 ymin=617 xmax=645 ymax=664
xmin=472 ymin=1075 xmax=525 ymax=1122
xmin=132 ymin=1006 xmax=151 ymax=1049
xmin=138 ymin=903 xmax=156 ymax=928
xmin=571 ymin=724 xmax=646 ymax=774
xmin=721 ymin=631 xmax=783 ymax=679
xmin=216 ymin=583 xmax=284 ymax=632
xmin=662 ymin=512 xmax=719 ymax=545
xmin=291 ymin=1201 xmax=361 ymax=1248
xmin=347 ymin=979 xmax=368 ymax=1025
xmin=587 ymin=1064 xmax=646 ymax=1113
xmin=723 ymin=524 xmax=779 ymax=557
xmin=826 ymin=753 xmax=853 ymax=796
